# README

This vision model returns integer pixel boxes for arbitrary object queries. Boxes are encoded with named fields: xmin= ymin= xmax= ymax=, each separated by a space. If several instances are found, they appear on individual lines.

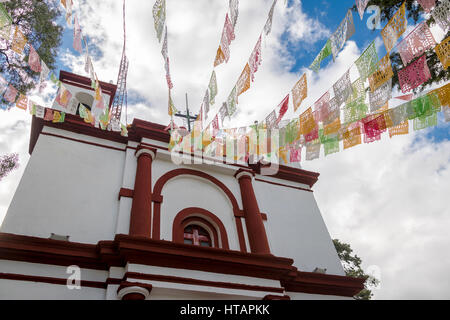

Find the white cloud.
xmin=0 ymin=0 xmax=449 ymax=299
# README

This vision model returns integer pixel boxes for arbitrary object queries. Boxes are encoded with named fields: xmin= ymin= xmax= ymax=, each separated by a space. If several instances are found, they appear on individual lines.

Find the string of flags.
xmin=0 ymin=1 xmax=128 ymax=136
xmin=169 ymin=1 xmax=450 ymax=164
xmin=198 ymin=0 xmax=278 ymax=135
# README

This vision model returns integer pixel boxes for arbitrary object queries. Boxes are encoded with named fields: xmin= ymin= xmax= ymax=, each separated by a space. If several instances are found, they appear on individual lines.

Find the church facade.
xmin=0 ymin=72 xmax=364 ymax=300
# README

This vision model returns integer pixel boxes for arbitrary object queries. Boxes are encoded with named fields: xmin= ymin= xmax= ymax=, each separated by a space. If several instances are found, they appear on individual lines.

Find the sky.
xmin=0 ymin=0 xmax=449 ymax=299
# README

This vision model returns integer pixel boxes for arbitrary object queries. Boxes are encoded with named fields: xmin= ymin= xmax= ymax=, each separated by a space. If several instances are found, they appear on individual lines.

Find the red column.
xmin=235 ymin=170 xmax=271 ymax=254
xmin=129 ymin=146 xmax=156 ymax=237
xmin=117 ymin=284 xmax=152 ymax=300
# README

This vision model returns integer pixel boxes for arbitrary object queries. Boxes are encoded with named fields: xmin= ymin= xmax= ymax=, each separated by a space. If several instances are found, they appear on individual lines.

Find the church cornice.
xmin=0 ymin=232 xmax=365 ymax=297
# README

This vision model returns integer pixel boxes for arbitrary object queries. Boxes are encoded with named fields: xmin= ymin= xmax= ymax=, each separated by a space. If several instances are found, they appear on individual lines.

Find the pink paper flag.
xmin=73 ymin=15 xmax=82 ymax=53
xmin=3 ymin=85 xmax=18 ymax=103
xmin=417 ymin=0 xmax=436 ymax=12
xmin=28 ymin=45 xmax=41 ymax=73
xmin=394 ymin=94 xmax=414 ymax=101
xmin=397 ymin=22 xmax=436 ymax=66
xmin=289 ymin=146 xmax=302 ymax=163
xmin=398 ymin=55 xmax=431 ymax=93
xmin=275 ymin=94 xmax=290 ymax=125
xmin=314 ymin=91 xmax=331 ymax=122
xmin=224 ymin=13 xmax=235 ymax=44
xmin=249 ymin=35 xmax=262 ymax=82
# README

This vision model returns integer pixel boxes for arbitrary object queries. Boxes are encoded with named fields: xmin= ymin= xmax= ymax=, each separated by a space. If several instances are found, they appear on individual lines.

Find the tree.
xmin=352 ymin=0 xmax=450 ymax=93
xmin=0 ymin=0 xmax=63 ymax=103
xmin=0 ymin=153 xmax=19 ymax=181
xmin=333 ymin=239 xmax=379 ymax=300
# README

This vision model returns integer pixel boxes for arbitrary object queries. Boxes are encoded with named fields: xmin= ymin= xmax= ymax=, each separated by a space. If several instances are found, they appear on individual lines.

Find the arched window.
xmin=183 ymin=225 xmax=212 ymax=247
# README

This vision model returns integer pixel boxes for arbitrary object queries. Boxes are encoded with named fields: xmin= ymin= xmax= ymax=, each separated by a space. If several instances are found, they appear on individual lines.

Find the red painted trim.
xmin=125 ymin=272 xmax=284 ymax=294
xmin=151 ymin=168 xmax=247 ymax=253
xmin=261 ymin=213 xmax=268 ymax=221
xmin=129 ymin=146 xmax=157 ymax=237
xmin=236 ymin=171 xmax=271 ymax=254
xmin=172 ymin=207 xmax=229 ymax=250
xmin=59 ymin=70 xmax=117 ymax=109
xmin=263 ymin=294 xmax=291 ymax=300
xmin=0 ymin=232 xmax=364 ymax=297
xmin=0 ymin=272 xmax=106 ymax=289
xmin=118 ymin=188 xmax=134 ymax=200
xmin=255 ymin=178 xmax=313 ymax=193
xmin=281 ymin=271 xmax=366 ymax=297
xmin=249 ymin=162 xmax=320 ymax=188
xmin=139 ymin=141 xmax=169 ymax=151
xmin=234 ymin=217 xmax=247 ymax=252
xmin=41 ymin=132 xmax=126 ymax=152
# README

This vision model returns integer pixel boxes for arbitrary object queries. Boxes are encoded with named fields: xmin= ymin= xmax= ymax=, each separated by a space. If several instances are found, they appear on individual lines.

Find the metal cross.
xmin=174 ymin=93 xmax=198 ymax=132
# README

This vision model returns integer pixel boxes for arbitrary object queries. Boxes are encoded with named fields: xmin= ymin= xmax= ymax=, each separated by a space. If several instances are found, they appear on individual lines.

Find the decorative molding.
xmin=172 ymin=207 xmax=229 ymax=250
xmin=151 ymin=168 xmax=247 ymax=253
xmin=118 ymin=188 xmax=134 ymax=200
xmin=117 ymin=283 xmax=152 ymax=300
xmin=135 ymin=146 xmax=156 ymax=160
xmin=0 ymin=232 xmax=365 ymax=297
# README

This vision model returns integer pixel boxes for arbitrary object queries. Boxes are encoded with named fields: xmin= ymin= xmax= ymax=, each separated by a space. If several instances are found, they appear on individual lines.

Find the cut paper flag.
xmin=214 ymin=46 xmax=226 ymax=67
xmin=11 ymin=26 xmax=27 ymax=55
xmin=0 ymin=3 xmax=12 ymax=40
xmin=224 ymin=13 xmax=235 ymax=44
xmin=417 ymin=0 xmax=435 ymax=12
xmin=291 ymin=73 xmax=307 ymax=112
xmin=398 ymin=54 xmax=431 ymax=93
xmin=203 ymin=89 xmax=210 ymax=118
xmin=435 ymin=36 xmax=449 ymax=70
xmin=212 ymin=115 xmax=219 ymax=134
xmin=368 ymin=54 xmax=394 ymax=92
xmin=397 ymin=22 xmax=436 ymax=66
xmin=3 ymin=85 xmax=17 ymax=103
xmin=330 ymin=9 xmax=355 ymax=60
xmin=431 ymin=0 xmax=450 ymax=32
xmin=380 ymin=2 xmax=407 ymax=53
xmin=168 ymin=91 xmax=177 ymax=116
xmin=28 ymin=45 xmax=41 ymax=73
xmin=64 ymin=0 xmax=72 ymax=26
xmin=333 ymin=70 xmax=352 ymax=107
xmin=362 ymin=114 xmax=386 ymax=144
xmin=220 ymin=21 xmax=231 ymax=63
xmin=305 ymin=142 xmax=321 ymax=161
xmin=264 ymin=0 xmax=277 ymax=35
xmin=249 ymin=35 xmax=262 ymax=82
xmin=309 ymin=39 xmax=332 ymax=73
xmin=52 ymin=111 xmax=65 ymax=123
xmin=236 ymin=63 xmax=251 ymax=96
xmin=275 ymin=94 xmax=289 ymax=125
xmin=369 ymin=78 xmax=392 ymax=113
xmin=39 ymin=60 xmax=50 ymax=93
xmin=219 ymin=103 xmax=228 ymax=122
xmin=73 ymin=14 xmax=82 ymax=53
xmin=227 ymin=86 xmax=237 ymax=117
xmin=314 ymin=91 xmax=331 ymax=123
xmin=394 ymin=93 xmax=414 ymax=101
xmin=347 ymin=78 xmax=365 ymax=103
xmin=299 ymin=107 xmax=317 ymax=135
xmin=265 ymin=110 xmax=277 ymax=129
xmin=343 ymin=97 xmax=368 ymax=123
xmin=355 ymin=41 xmax=378 ymax=81
xmin=152 ymin=0 xmax=166 ymax=43
xmin=343 ymin=126 xmax=362 ymax=150
xmin=389 ymin=120 xmax=409 ymax=138
xmin=290 ymin=144 xmax=301 ymax=163
xmin=44 ymin=108 xmax=54 ymax=121
xmin=208 ymin=71 xmax=218 ymax=105
xmin=229 ymin=0 xmax=239 ymax=27
xmin=15 ymin=93 xmax=28 ymax=110
xmin=35 ymin=104 xmax=45 ymax=118
xmin=356 ymin=0 xmax=369 ymax=20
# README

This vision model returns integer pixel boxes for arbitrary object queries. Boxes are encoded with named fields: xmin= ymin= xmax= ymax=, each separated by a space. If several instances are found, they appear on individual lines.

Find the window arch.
xmin=172 ymin=207 xmax=230 ymax=250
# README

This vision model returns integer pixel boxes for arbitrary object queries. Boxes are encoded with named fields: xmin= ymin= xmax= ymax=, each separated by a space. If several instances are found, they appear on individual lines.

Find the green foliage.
xmin=0 ymin=0 xmax=63 ymax=99
xmin=352 ymin=0 xmax=450 ymax=93
xmin=333 ymin=239 xmax=379 ymax=300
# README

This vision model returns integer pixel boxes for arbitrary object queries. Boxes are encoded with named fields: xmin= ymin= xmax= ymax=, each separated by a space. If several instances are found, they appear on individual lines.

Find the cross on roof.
xmin=174 ymin=93 xmax=198 ymax=132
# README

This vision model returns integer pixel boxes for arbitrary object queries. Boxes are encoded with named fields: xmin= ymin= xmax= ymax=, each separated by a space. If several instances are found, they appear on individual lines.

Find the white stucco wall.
xmin=254 ymin=179 xmax=345 ymax=276
xmin=0 ymin=127 xmax=126 ymax=244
